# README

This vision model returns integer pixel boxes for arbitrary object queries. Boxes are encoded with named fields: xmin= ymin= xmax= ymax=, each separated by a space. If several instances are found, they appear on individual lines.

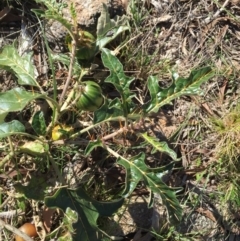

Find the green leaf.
xmin=84 ymin=139 xmax=103 ymax=156
xmin=140 ymin=133 xmax=179 ymax=161
xmin=45 ymin=187 xmax=124 ymax=241
xmin=14 ymin=176 xmax=48 ymax=200
xmin=96 ymin=4 xmax=129 ymax=50
xmin=101 ymin=48 xmax=135 ymax=100
xmin=32 ymin=111 xmax=47 ymax=136
xmin=0 ymin=87 xmax=42 ymax=123
xmin=93 ymin=98 xmax=124 ymax=124
xmin=32 ymin=0 xmax=73 ymax=37
xmin=34 ymin=0 xmax=67 ymax=14
xmin=101 ymin=48 xmax=135 ymax=116
xmin=143 ymin=67 xmax=214 ymax=113
xmin=0 ymin=46 xmax=38 ymax=86
xmin=59 ymin=207 xmax=78 ymax=240
xmin=0 ymin=120 xmax=25 ymax=138
xmin=118 ymin=152 xmax=182 ymax=224
xmin=19 ymin=141 xmax=49 ymax=157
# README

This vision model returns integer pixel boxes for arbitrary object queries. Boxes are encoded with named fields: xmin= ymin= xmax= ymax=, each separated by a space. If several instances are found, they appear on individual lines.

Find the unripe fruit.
xmin=76 ymin=81 xmax=104 ymax=111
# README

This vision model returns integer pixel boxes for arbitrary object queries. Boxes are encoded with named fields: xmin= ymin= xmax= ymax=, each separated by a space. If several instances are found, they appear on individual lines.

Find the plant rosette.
xmin=76 ymin=81 xmax=104 ymax=112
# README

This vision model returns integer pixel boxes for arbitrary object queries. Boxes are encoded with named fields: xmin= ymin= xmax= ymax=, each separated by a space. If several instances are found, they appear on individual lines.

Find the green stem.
xmin=59 ymin=36 xmax=77 ymax=105
xmin=5 ymin=132 xmax=47 ymax=144
xmin=43 ymin=95 xmax=61 ymax=132
xmin=68 ymin=113 xmax=142 ymax=139
xmin=35 ymin=15 xmax=58 ymax=127
xmin=60 ymin=69 xmax=87 ymax=112
xmin=69 ymin=116 xmax=126 ymax=139
xmin=44 ymin=95 xmax=60 ymax=113
xmin=102 ymin=144 xmax=122 ymax=159
xmin=0 ymin=152 xmax=15 ymax=168
xmin=7 ymin=137 xmax=14 ymax=155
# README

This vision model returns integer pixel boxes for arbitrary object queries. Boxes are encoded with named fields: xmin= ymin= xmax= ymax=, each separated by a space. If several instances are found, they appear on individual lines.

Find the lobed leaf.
xmin=59 ymin=207 xmax=78 ymax=240
xmin=45 ymin=187 xmax=124 ymax=241
xmin=14 ymin=176 xmax=48 ymax=200
xmin=96 ymin=4 xmax=130 ymax=50
xmin=140 ymin=133 xmax=179 ymax=161
xmin=33 ymin=0 xmax=73 ymax=41
xmin=143 ymin=67 xmax=214 ymax=113
xmin=0 ymin=46 xmax=38 ymax=86
xmin=93 ymin=98 xmax=124 ymax=124
xmin=118 ymin=152 xmax=182 ymax=224
xmin=101 ymin=48 xmax=135 ymax=115
xmin=101 ymin=48 xmax=135 ymax=99
xmin=84 ymin=139 xmax=103 ymax=156
xmin=34 ymin=0 xmax=67 ymax=14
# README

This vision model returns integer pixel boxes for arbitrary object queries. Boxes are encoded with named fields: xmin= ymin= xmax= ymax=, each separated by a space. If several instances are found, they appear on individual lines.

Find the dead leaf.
xmin=42 ymin=207 xmax=56 ymax=233
xmin=150 ymin=0 xmax=162 ymax=12
xmin=182 ymin=37 xmax=188 ymax=55
xmin=152 ymin=15 xmax=172 ymax=24
xmin=196 ymin=207 xmax=217 ymax=222
xmin=0 ymin=7 xmax=10 ymax=21
xmin=133 ymin=230 xmax=152 ymax=241
xmin=218 ymin=80 xmax=228 ymax=105
xmin=201 ymin=102 xmax=215 ymax=116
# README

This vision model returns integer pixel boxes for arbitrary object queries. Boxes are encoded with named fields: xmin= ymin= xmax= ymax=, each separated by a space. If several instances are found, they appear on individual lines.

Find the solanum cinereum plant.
xmin=0 ymin=1 xmax=215 ymax=240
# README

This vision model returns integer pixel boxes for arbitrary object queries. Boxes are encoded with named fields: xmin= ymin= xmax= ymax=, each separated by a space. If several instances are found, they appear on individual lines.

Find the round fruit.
xmin=76 ymin=81 xmax=104 ymax=112
xmin=51 ymin=125 xmax=73 ymax=141
xmin=15 ymin=223 xmax=37 ymax=241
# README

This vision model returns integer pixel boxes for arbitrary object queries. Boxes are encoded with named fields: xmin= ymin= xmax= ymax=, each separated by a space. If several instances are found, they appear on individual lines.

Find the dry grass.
xmin=1 ymin=0 xmax=240 ymax=240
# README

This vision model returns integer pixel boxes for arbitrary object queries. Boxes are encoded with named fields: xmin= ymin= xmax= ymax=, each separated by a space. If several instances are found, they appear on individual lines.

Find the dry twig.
xmin=203 ymin=0 xmax=230 ymax=24
xmin=0 ymin=219 xmax=34 ymax=241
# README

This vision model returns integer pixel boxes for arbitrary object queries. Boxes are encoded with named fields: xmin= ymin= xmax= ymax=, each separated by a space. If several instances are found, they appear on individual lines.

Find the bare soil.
xmin=1 ymin=0 xmax=240 ymax=240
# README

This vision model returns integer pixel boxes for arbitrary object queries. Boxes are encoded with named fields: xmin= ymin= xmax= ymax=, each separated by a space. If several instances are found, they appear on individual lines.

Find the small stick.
xmin=203 ymin=0 xmax=230 ymax=24
xmin=0 ymin=209 xmax=23 ymax=218
xmin=59 ymin=38 xmax=76 ymax=105
xmin=0 ymin=218 xmax=33 ymax=241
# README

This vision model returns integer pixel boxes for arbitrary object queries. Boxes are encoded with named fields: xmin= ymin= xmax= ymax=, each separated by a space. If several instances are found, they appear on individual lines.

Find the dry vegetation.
xmin=0 ymin=0 xmax=240 ymax=240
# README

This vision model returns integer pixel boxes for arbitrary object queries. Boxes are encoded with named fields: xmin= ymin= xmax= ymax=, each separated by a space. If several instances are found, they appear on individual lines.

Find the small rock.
xmin=46 ymin=0 xmax=126 ymax=48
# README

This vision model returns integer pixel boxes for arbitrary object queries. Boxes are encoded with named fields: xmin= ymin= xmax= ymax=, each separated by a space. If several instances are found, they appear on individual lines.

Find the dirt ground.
xmin=1 ymin=0 xmax=240 ymax=240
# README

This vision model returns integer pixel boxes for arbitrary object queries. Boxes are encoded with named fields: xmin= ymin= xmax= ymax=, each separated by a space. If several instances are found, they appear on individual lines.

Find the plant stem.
xmin=60 ymin=69 xmax=87 ymax=112
xmin=43 ymin=95 xmax=60 ymax=132
xmin=7 ymin=137 xmax=14 ymax=155
xmin=0 ymin=152 xmax=14 ymax=168
xmin=0 ymin=218 xmax=34 ymax=241
xmin=59 ymin=38 xmax=77 ymax=105
xmin=44 ymin=95 xmax=60 ymax=112
xmin=69 ymin=116 xmax=126 ymax=139
xmin=68 ymin=113 xmax=142 ymax=139
xmin=7 ymin=132 xmax=46 ymax=143
xmin=35 ymin=14 xmax=58 ymax=130
xmin=0 ymin=209 xmax=22 ymax=218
